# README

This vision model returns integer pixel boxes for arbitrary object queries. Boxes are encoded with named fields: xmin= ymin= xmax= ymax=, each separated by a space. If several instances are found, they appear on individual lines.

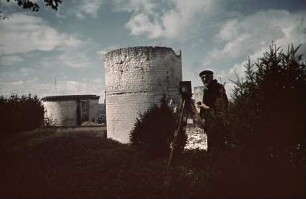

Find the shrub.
xmin=231 ymin=43 xmax=305 ymax=150
xmin=0 ymin=93 xmax=44 ymax=137
xmin=130 ymin=97 xmax=185 ymax=157
xmin=228 ymin=43 xmax=306 ymax=195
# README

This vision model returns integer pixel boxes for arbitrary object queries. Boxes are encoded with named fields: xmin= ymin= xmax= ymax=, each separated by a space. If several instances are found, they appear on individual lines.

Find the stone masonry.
xmin=104 ymin=46 xmax=182 ymax=143
xmin=43 ymin=95 xmax=100 ymax=126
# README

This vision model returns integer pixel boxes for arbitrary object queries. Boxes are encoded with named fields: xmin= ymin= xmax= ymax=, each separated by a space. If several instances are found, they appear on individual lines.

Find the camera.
xmin=179 ymin=81 xmax=192 ymax=99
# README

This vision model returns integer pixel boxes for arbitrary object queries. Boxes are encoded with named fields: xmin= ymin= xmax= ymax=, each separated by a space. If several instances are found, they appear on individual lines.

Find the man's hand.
xmin=196 ymin=101 xmax=210 ymax=110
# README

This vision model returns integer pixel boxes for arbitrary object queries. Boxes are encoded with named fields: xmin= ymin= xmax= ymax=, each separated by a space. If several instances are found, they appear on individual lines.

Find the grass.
xmin=0 ymin=128 xmax=304 ymax=198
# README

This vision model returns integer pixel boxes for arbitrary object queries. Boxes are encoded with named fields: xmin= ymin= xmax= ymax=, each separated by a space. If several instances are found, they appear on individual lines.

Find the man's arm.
xmin=196 ymin=101 xmax=210 ymax=110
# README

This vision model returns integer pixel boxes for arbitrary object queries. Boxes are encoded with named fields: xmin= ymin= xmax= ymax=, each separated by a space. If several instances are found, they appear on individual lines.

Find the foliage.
xmin=228 ymin=43 xmax=306 ymax=195
xmin=6 ymin=0 xmax=62 ymax=11
xmin=3 ymin=126 xmax=302 ymax=198
xmin=43 ymin=116 xmax=54 ymax=127
xmin=1 ymin=0 xmax=61 ymax=19
xmin=130 ymin=97 xmax=183 ymax=157
xmin=0 ymin=93 xmax=45 ymax=137
xmin=0 ymin=11 xmax=9 ymax=20
xmin=231 ymin=43 xmax=305 ymax=147
xmin=0 ymin=131 xmax=244 ymax=198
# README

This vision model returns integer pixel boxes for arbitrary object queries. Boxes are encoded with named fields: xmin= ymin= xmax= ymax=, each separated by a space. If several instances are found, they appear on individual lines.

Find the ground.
xmin=0 ymin=128 xmax=220 ymax=198
xmin=0 ymin=128 xmax=304 ymax=198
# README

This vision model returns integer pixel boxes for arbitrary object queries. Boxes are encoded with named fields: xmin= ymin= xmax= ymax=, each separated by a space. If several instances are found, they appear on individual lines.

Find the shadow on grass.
xmin=1 ymin=130 xmax=305 ymax=198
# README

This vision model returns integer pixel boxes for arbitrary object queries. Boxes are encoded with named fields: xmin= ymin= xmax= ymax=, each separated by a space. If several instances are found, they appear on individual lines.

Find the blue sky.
xmin=0 ymin=0 xmax=305 ymax=102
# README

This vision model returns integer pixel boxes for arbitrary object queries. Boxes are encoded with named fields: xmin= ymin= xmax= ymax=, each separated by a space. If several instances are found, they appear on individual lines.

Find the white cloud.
xmin=207 ymin=10 xmax=305 ymax=63
xmin=200 ymin=10 xmax=306 ymax=98
xmin=39 ymin=39 xmax=100 ymax=69
xmin=56 ymin=52 xmax=93 ymax=68
xmin=11 ymin=80 xmax=23 ymax=85
xmin=96 ymin=45 xmax=119 ymax=60
xmin=162 ymin=0 xmax=218 ymax=39
xmin=39 ymin=50 xmax=93 ymax=69
xmin=73 ymin=0 xmax=104 ymax=19
xmin=0 ymin=14 xmax=83 ymax=55
xmin=125 ymin=13 xmax=163 ymax=38
xmin=59 ymin=80 xmax=102 ymax=94
xmin=0 ymin=55 xmax=24 ymax=65
xmin=0 ymin=75 xmax=103 ymax=98
xmin=112 ymin=0 xmax=159 ymax=13
xmin=19 ymin=68 xmax=32 ymax=76
xmin=116 ymin=0 xmax=221 ymax=40
xmin=216 ymin=19 xmax=239 ymax=42
xmin=96 ymin=50 xmax=108 ymax=56
xmin=43 ymin=79 xmax=103 ymax=97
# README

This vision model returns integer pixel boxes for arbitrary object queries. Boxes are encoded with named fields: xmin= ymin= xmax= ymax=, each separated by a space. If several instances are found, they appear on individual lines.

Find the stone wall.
xmin=44 ymin=100 xmax=78 ymax=126
xmin=98 ymin=104 xmax=106 ymax=123
xmin=104 ymin=46 xmax=182 ymax=143
xmin=88 ymin=100 xmax=100 ymax=123
xmin=43 ymin=95 xmax=100 ymax=126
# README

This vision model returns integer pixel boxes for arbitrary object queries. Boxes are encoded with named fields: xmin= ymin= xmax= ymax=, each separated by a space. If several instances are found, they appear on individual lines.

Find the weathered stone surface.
xmin=104 ymin=46 xmax=182 ymax=143
xmin=43 ymin=95 xmax=100 ymax=126
xmin=44 ymin=100 xmax=78 ymax=126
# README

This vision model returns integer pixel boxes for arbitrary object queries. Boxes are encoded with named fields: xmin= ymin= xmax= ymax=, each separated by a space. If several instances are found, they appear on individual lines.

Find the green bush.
xmin=231 ymin=44 xmax=305 ymax=150
xmin=228 ymin=43 xmax=306 ymax=195
xmin=0 ymin=93 xmax=44 ymax=137
xmin=130 ymin=97 xmax=185 ymax=157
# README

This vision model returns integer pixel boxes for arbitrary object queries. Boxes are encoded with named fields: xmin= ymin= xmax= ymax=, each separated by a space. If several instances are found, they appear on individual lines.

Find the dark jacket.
xmin=200 ymin=80 xmax=228 ymax=119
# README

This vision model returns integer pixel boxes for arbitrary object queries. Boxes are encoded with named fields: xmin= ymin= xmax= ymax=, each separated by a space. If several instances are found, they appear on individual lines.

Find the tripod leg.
xmin=167 ymin=99 xmax=186 ymax=168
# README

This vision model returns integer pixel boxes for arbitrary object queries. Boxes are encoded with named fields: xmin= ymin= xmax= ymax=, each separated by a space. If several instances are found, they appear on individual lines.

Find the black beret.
xmin=199 ymin=70 xmax=213 ymax=77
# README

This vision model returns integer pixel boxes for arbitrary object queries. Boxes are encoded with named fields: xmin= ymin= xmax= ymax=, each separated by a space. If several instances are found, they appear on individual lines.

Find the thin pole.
xmin=104 ymin=90 xmax=106 ymax=104
xmin=55 ymin=77 xmax=57 ymax=95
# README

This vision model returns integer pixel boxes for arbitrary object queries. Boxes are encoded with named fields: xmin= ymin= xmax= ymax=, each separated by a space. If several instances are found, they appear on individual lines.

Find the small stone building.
xmin=42 ymin=95 xmax=100 ymax=126
xmin=98 ymin=103 xmax=106 ymax=124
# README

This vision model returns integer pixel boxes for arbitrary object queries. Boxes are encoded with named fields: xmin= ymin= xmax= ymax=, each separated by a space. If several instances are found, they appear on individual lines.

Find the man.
xmin=196 ymin=70 xmax=228 ymax=153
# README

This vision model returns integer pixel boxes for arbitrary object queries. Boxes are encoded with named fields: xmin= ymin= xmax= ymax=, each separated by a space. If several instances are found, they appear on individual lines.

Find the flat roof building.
xmin=42 ymin=95 xmax=100 ymax=126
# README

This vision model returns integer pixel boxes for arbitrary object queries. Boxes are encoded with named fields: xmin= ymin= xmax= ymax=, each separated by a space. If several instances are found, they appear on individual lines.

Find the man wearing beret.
xmin=196 ymin=70 xmax=228 ymax=153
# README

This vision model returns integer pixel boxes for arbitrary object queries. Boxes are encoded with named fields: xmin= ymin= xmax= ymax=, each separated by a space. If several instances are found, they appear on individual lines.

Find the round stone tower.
xmin=104 ymin=46 xmax=182 ymax=143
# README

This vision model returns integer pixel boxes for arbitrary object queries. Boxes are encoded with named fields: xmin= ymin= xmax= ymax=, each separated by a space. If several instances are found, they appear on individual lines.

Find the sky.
xmin=0 ymin=0 xmax=305 ymax=102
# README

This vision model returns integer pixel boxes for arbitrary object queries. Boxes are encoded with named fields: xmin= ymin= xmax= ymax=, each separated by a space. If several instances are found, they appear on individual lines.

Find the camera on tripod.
xmin=168 ymin=80 xmax=205 ymax=167
xmin=179 ymin=81 xmax=192 ymax=99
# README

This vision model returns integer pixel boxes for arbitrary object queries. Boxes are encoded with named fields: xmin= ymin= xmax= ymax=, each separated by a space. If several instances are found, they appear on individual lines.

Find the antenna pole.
xmin=55 ymin=77 xmax=57 ymax=95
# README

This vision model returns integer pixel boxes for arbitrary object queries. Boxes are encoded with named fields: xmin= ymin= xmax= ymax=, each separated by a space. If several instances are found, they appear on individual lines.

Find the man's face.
xmin=201 ymin=74 xmax=213 ymax=86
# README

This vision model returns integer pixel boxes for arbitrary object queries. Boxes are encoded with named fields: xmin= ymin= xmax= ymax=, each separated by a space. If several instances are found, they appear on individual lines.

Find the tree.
xmin=229 ymin=43 xmax=306 ymax=195
xmin=0 ymin=93 xmax=45 ymax=137
xmin=6 ymin=0 xmax=62 ymax=11
xmin=231 ymin=43 xmax=305 ymax=149
xmin=0 ymin=0 xmax=62 ymax=19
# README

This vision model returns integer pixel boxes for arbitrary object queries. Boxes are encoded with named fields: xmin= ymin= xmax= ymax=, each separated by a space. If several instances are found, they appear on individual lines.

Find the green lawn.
xmin=0 ymin=129 xmax=304 ymax=198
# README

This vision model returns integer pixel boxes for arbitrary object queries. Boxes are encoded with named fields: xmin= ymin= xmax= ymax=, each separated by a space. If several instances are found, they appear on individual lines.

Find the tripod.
xmin=167 ymin=96 xmax=206 ymax=168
